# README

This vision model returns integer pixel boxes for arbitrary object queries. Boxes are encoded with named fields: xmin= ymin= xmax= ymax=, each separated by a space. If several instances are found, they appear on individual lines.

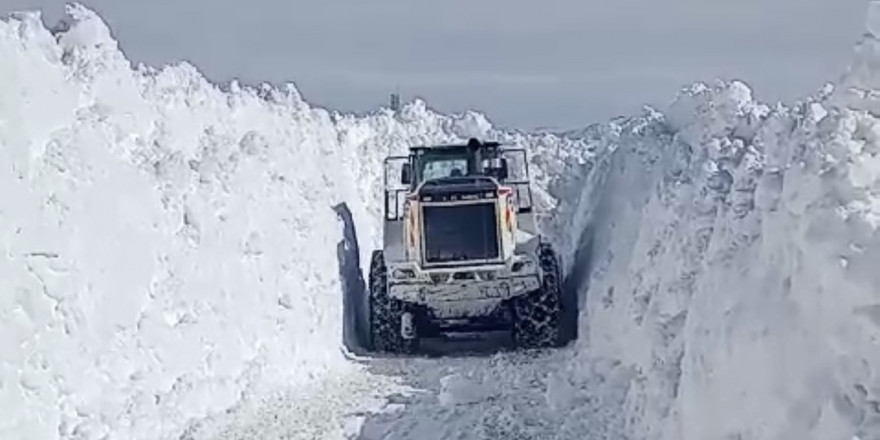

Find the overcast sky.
xmin=1 ymin=0 xmax=868 ymax=130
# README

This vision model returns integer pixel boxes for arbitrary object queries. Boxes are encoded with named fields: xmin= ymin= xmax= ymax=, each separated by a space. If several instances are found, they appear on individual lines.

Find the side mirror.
xmin=400 ymin=163 xmax=412 ymax=185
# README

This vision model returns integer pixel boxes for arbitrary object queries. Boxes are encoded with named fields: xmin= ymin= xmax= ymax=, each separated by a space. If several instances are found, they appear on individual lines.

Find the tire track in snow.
xmin=350 ymin=348 xmax=633 ymax=440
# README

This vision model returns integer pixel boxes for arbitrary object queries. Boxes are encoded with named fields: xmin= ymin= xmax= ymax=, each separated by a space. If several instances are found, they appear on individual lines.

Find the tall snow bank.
xmin=0 ymin=5 xmax=590 ymax=439
xmin=0 ymin=6 xmax=375 ymax=439
xmin=559 ymin=10 xmax=880 ymax=440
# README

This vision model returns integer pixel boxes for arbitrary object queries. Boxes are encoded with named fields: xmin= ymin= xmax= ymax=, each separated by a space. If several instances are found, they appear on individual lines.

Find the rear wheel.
xmin=368 ymin=250 xmax=417 ymax=353
xmin=511 ymin=243 xmax=564 ymax=348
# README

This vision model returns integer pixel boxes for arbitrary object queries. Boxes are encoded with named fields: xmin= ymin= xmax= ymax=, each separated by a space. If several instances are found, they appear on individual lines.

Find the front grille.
xmin=422 ymin=202 xmax=499 ymax=264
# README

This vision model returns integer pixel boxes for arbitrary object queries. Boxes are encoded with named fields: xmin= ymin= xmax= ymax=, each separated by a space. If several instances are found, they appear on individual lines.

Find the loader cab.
xmin=383 ymin=138 xmax=533 ymax=222
xmin=399 ymin=138 xmax=511 ymax=188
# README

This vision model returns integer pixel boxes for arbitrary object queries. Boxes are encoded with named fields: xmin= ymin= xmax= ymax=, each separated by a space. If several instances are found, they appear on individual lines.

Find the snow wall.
xmin=3 ymin=3 xmax=880 ymax=440
xmin=554 ymin=5 xmax=880 ymax=439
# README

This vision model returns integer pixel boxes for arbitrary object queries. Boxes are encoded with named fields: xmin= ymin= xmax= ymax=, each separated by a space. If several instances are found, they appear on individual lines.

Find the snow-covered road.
xmin=4 ymin=3 xmax=880 ymax=440
xmin=350 ymin=348 xmax=630 ymax=440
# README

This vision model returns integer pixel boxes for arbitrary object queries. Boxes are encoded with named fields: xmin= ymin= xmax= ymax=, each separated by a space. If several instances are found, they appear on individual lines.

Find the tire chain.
xmin=368 ymin=250 xmax=416 ymax=353
xmin=512 ymin=243 xmax=563 ymax=348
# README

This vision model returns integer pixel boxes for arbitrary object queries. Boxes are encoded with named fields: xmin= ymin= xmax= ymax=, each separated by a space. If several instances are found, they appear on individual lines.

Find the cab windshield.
xmin=420 ymin=157 xmax=469 ymax=180
xmin=416 ymin=148 xmax=473 ymax=182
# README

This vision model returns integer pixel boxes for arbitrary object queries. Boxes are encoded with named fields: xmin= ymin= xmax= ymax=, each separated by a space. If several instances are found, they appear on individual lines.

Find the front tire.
xmin=368 ymin=250 xmax=417 ymax=353
xmin=511 ymin=243 xmax=564 ymax=349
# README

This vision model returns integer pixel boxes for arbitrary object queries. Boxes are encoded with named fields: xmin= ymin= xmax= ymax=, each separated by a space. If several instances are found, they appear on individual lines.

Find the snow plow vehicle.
xmin=347 ymin=138 xmax=575 ymax=355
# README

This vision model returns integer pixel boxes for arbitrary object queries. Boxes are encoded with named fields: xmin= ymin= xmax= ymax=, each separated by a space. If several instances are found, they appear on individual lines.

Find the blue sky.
xmin=2 ymin=0 xmax=868 ymax=130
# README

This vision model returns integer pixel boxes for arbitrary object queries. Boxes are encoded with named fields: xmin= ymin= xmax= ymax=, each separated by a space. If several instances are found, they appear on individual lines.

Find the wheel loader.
xmin=348 ymin=138 xmax=575 ymax=354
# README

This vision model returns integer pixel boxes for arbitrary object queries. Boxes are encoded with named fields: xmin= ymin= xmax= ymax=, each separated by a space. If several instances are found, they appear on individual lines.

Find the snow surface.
xmin=0 ymin=6 xmax=401 ymax=440
xmin=3 ymin=2 xmax=880 ymax=440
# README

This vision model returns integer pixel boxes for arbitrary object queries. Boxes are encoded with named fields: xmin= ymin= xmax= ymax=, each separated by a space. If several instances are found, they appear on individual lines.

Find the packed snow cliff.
xmin=554 ymin=12 xmax=880 ymax=440
xmin=0 ymin=5 xmax=587 ymax=440
xmin=3 ymin=3 xmax=880 ymax=440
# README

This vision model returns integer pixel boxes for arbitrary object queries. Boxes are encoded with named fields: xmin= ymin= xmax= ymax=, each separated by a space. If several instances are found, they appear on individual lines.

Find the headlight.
xmin=430 ymin=273 xmax=450 ymax=284
xmin=392 ymin=268 xmax=416 ymax=279
xmin=511 ymin=259 xmax=534 ymax=273
xmin=479 ymin=271 xmax=497 ymax=281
